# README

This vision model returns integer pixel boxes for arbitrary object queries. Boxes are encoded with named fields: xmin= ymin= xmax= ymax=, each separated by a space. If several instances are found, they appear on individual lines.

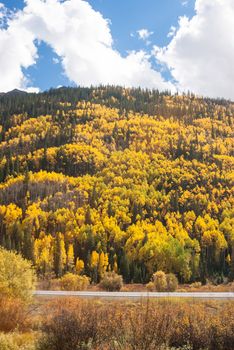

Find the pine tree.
xmin=54 ymin=233 xmax=66 ymax=277
xmin=85 ymin=206 xmax=92 ymax=225
xmin=22 ymin=228 xmax=34 ymax=262
xmin=119 ymin=253 xmax=130 ymax=283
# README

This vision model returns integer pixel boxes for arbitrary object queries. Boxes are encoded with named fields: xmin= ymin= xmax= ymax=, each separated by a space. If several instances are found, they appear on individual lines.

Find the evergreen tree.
xmin=119 ymin=253 xmax=130 ymax=283
xmin=54 ymin=233 xmax=66 ymax=277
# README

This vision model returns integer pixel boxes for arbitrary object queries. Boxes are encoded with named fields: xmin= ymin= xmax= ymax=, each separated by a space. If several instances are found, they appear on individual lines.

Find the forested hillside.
xmin=0 ymin=86 xmax=233 ymax=283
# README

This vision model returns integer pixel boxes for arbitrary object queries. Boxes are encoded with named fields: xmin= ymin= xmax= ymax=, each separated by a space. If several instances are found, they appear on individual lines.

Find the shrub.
xmin=38 ymin=299 xmax=234 ymax=350
xmin=0 ymin=333 xmax=16 ymax=350
xmin=0 ymin=248 xmax=36 ymax=302
xmin=151 ymin=272 xmax=178 ymax=292
xmin=99 ymin=271 xmax=123 ymax=291
xmin=146 ymin=281 xmax=155 ymax=292
xmin=60 ymin=273 xmax=90 ymax=291
xmin=116 ymin=302 xmax=175 ymax=350
xmin=38 ymin=299 xmax=107 ymax=350
xmin=153 ymin=271 xmax=167 ymax=292
xmin=166 ymin=273 xmax=178 ymax=292
xmin=190 ymin=281 xmax=202 ymax=289
xmin=0 ymin=333 xmax=35 ymax=350
xmin=0 ymin=297 xmax=28 ymax=332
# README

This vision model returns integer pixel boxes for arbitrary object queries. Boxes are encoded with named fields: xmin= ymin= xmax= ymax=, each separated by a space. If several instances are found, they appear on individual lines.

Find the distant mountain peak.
xmin=0 ymin=89 xmax=28 ymax=97
xmin=7 ymin=89 xmax=28 ymax=96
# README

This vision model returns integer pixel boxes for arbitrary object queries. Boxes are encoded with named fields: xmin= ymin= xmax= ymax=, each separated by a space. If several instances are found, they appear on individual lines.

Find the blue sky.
xmin=0 ymin=0 xmax=233 ymax=100
xmin=88 ymin=0 xmax=195 ymax=51
xmin=2 ymin=0 xmax=195 ymax=91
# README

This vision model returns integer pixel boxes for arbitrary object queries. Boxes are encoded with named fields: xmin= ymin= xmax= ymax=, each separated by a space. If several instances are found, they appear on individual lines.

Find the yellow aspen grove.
xmin=0 ymin=86 xmax=233 ymax=284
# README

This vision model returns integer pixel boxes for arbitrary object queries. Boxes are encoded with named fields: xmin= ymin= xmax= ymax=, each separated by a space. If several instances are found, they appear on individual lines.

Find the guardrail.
xmin=34 ymin=290 xmax=234 ymax=299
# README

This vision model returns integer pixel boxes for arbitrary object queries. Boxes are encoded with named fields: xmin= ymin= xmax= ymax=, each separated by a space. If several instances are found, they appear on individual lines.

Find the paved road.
xmin=34 ymin=290 xmax=234 ymax=299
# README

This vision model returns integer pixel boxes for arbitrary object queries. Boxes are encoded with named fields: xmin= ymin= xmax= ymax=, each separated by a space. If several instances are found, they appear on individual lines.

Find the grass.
xmin=37 ymin=298 xmax=234 ymax=349
xmin=2 ymin=294 xmax=234 ymax=350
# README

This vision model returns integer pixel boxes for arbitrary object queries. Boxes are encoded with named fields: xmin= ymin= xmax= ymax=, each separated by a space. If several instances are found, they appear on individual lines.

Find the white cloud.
xmin=25 ymin=86 xmax=40 ymax=93
xmin=4 ymin=0 xmax=233 ymax=100
xmin=156 ymin=0 xmax=234 ymax=100
xmin=0 ymin=0 xmax=172 ymax=92
xmin=0 ymin=12 xmax=38 ymax=92
xmin=181 ymin=0 xmax=189 ymax=7
xmin=137 ymin=28 xmax=154 ymax=41
xmin=52 ymin=57 xmax=60 ymax=64
xmin=167 ymin=26 xmax=176 ymax=38
xmin=0 ymin=4 xmax=4 ymax=23
xmin=0 ymin=3 xmax=13 ymax=28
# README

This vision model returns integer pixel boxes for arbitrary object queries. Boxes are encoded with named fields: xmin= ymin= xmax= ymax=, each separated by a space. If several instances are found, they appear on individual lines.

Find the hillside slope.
xmin=0 ymin=86 xmax=233 ymax=283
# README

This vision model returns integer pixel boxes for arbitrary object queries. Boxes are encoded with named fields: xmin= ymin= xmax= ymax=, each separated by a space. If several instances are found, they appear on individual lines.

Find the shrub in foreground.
xmin=0 ymin=248 xmax=36 ymax=302
xmin=38 ymin=298 xmax=172 ymax=350
xmin=38 ymin=299 xmax=107 ymax=350
xmin=0 ymin=333 xmax=18 ymax=350
xmin=60 ymin=273 xmax=90 ymax=291
xmin=38 ymin=299 xmax=234 ymax=350
xmin=0 ymin=332 xmax=35 ymax=350
xmin=0 ymin=297 xmax=28 ymax=333
xmin=99 ymin=271 xmax=123 ymax=291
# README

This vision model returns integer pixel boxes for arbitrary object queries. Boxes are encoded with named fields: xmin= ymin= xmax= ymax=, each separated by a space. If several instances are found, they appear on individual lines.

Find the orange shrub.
xmin=0 ymin=297 xmax=28 ymax=332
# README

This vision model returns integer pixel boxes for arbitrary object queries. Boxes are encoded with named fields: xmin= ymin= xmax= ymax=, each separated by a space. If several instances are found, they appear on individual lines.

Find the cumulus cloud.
xmin=137 ymin=28 xmax=154 ymax=41
xmin=0 ymin=0 xmax=172 ymax=92
xmin=2 ymin=0 xmax=233 ymax=99
xmin=181 ymin=0 xmax=189 ymax=7
xmin=156 ymin=0 xmax=234 ymax=100
xmin=167 ymin=26 xmax=176 ymax=38
xmin=52 ymin=57 xmax=60 ymax=64
xmin=0 ymin=5 xmax=38 ymax=92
